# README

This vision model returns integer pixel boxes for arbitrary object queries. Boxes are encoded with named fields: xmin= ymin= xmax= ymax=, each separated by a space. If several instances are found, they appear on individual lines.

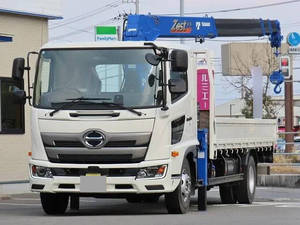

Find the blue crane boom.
xmin=123 ymin=14 xmax=284 ymax=93
xmin=123 ymin=14 xmax=282 ymax=53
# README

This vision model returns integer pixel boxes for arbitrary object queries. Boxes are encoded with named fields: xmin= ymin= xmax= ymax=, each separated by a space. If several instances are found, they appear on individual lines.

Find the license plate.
xmin=80 ymin=175 xmax=106 ymax=193
xmin=86 ymin=173 xmax=101 ymax=176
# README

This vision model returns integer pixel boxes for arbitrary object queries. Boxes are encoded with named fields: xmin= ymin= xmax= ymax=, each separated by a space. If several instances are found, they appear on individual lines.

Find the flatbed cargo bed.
xmin=214 ymin=118 xmax=277 ymax=151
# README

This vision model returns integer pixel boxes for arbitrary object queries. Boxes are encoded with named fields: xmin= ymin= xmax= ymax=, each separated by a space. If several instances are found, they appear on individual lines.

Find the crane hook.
xmin=270 ymin=70 xmax=284 ymax=94
xmin=273 ymin=83 xmax=282 ymax=94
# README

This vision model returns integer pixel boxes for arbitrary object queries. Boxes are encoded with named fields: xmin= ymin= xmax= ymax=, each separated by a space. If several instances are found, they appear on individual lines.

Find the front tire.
xmin=40 ymin=193 xmax=69 ymax=215
xmin=236 ymin=156 xmax=256 ymax=203
xmin=165 ymin=159 xmax=192 ymax=214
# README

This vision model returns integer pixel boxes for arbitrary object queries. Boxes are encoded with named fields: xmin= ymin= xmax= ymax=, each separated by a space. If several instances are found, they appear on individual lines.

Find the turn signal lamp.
xmin=136 ymin=165 xmax=167 ymax=179
xmin=157 ymin=165 xmax=166 ymax=175
xmin=171 ymin=151 xmax=179 ymax=157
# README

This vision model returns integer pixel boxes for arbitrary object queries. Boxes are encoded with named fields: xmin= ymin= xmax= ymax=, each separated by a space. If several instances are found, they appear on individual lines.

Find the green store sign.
xmin=95 ymin=26 xmax=118 ymax=41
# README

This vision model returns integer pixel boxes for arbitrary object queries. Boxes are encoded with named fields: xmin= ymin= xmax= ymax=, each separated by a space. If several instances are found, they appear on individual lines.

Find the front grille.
xmin=45 ymin=140 xmax=146 ymax=148
xmin=59 ymin=184 xmax=75 ymax=189
xmin=51 ymin=168 xmax=139 ymax=177
xmin=53 ymin=141 xmax=84 ymax=147
xmin=48 ymin=154 xmax=144 ymax=164
xmin=105 ymin=140 xmax=137 ymax=147
xmin=115 ymin=184 xmax=133 ymax=189
xmin=42 ymin=132 xmax=151 ymax=164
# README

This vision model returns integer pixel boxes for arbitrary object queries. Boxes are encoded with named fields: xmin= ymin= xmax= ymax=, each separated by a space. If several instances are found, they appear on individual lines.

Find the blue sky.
xmin=48 ymin=0 xmax=300 ymax=105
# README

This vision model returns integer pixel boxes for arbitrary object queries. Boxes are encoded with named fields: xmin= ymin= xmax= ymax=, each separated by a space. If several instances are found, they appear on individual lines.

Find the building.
xmin=0 ymin=2 xmax=62 ymax=182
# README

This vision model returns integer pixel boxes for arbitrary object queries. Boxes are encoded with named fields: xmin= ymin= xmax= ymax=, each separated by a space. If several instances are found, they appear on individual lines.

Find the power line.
xmin=49 ymin=0 xmax=121 ymax=30
xmin=50 ymin=2 xmax=118 ymax=26
xmin=50 ymin=0 xmax=121 ymax=28
xmin=159 ymin=0 xmax=300 ymax=16
xmin=50 ymin=18 xmax=115 ymax=40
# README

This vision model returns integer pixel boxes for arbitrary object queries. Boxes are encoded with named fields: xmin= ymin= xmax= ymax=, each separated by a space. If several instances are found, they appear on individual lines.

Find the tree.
xmin=225 ymin=43 xmax=280 ymax=119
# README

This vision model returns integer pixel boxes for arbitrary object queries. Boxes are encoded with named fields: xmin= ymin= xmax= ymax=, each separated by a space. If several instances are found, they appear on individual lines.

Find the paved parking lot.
xmin=0 ymin=187 xmax=299 ymax=225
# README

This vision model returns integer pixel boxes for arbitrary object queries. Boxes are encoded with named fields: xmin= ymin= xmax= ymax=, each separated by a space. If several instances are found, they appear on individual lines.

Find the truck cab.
xmin=27 ymin=41 xmax=201 ymax=213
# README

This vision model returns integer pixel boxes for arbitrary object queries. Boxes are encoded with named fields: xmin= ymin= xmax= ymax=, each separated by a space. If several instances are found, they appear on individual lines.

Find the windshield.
xmin=33 ymin=48 xmax=162 ymax=110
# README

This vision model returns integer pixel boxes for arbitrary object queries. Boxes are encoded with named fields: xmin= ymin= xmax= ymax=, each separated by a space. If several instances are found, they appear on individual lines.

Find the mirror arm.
xmin=26 ymin=51 xmax=38 ymax=106
xmin=161 ymin=60 xmax=169 ymax=111
xmin=144 ymin=42 xmax=159 ymax=55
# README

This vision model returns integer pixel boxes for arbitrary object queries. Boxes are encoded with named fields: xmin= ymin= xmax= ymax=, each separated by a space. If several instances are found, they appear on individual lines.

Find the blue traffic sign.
xmin=287 ymin=32 xmax=300 ymax=46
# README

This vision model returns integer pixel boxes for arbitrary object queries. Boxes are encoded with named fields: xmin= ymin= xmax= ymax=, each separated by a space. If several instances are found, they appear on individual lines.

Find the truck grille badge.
xmin=82 ymin=130 xmax=106 ymax=148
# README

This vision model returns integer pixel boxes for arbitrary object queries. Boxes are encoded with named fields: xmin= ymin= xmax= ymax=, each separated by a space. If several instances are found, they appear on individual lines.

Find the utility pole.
xmin=180 ymin=0 xmax=184 ymax=44
xmin=285 ymin=73 xmax=294 ymax=153
xmin=280 ymin=53 xmax=294 ymax=153
xmin=122 ymin=0 xmax=139 ymax=14
xmin=135 ymin=0 xmax=139 ymax=14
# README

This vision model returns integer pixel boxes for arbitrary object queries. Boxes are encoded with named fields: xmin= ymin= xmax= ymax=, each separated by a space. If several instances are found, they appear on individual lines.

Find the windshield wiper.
xmin=98 ymin=102 xmax=143 ymax=116
xmin=49 ymin=97 xmax=111 ymax=117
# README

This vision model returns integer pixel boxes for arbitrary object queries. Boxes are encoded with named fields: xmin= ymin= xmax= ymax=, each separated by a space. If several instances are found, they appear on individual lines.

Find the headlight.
xmin=136 ymin=165 xmax=167 ymax=179
xmin=31 ymin=165 xmax=53 ymax=178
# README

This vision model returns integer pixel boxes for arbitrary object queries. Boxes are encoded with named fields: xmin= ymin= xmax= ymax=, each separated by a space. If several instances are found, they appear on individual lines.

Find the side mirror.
xmin=12 ymin=58 xmax=25 ymax=80
xmin=148 ymin=74 xmax=156 ymax=87
xmin=145 ymin=53 xmax=161 ymax=66
xmin=171 ymin=50 xmax=188 ymax=72
xmin=11 ymin=86 xmax=26 ymax=105
xmin=168 ymin=78 xmax=187 ymax=94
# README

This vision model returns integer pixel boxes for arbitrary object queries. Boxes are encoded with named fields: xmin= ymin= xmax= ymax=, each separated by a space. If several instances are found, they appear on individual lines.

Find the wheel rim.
xmin=181 ymin=169 xmax=191 ymax=203
xmin=248 ymin=166 xmax=255 ymax=194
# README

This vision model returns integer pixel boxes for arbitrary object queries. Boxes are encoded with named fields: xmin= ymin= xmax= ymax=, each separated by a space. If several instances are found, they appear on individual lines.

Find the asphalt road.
xmin=0 ymin=187 xmax=300 ymax=225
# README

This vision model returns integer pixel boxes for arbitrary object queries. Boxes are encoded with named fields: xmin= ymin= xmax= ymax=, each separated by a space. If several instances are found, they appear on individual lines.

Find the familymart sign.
xmin=95 ymin=26 xmax=119 ymax=41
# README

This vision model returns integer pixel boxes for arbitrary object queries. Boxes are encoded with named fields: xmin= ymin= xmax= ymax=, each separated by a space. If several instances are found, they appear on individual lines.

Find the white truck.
xmin=6 ymin=15 xmax=281 ymax=214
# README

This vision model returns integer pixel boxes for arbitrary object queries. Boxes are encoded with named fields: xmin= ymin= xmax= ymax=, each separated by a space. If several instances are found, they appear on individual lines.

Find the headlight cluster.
xmin=31 ymin=165 xmax=53 ymax=178
xmin=136 ymin=165 xmax=167 ymax=179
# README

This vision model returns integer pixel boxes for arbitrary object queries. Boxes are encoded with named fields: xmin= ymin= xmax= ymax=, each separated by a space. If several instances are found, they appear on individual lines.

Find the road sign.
xmin=95 ymin=26 xmax=119 ymax=41
xmin=289 ymin=47 xmax=300 ymax=54
xmin=287 ymin=32 xmax=300 ymax=47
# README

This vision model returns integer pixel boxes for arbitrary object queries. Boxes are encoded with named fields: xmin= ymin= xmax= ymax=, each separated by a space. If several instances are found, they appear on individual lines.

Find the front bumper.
xmin=29 ymin=159 xmax=181 ymax=194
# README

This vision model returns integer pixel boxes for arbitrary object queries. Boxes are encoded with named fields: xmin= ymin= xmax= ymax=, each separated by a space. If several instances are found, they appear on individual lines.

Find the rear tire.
xmin=40 ymin=193 xmax=69 ymax=215
xmin=165 ymin=159 xmax=192 ymax=214
xmin=236 ymin=156 xmax=256 ymax=204
xmin=219 ymin=184 xmax=237 ymax=204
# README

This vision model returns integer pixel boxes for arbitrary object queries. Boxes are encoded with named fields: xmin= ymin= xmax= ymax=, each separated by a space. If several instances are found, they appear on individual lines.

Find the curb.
xmin=258 ymin=174 xmax=300 ymax=188
xmin=0 ymin=181 xmax=30 ymax=196
xmin=0 ymin=194 xmax=11 ymax=200
xmin=0 ymin=180 xmax=29 ymax=185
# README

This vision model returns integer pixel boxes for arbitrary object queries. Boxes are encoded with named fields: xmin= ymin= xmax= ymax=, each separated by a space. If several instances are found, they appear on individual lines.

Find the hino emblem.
xmin=82 ymin=130 xmax=105 ymax=148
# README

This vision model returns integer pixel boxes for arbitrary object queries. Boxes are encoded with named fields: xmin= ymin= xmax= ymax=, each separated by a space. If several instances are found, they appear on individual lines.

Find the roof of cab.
xmin=41 ymin=41 xmax=201 ymax=52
